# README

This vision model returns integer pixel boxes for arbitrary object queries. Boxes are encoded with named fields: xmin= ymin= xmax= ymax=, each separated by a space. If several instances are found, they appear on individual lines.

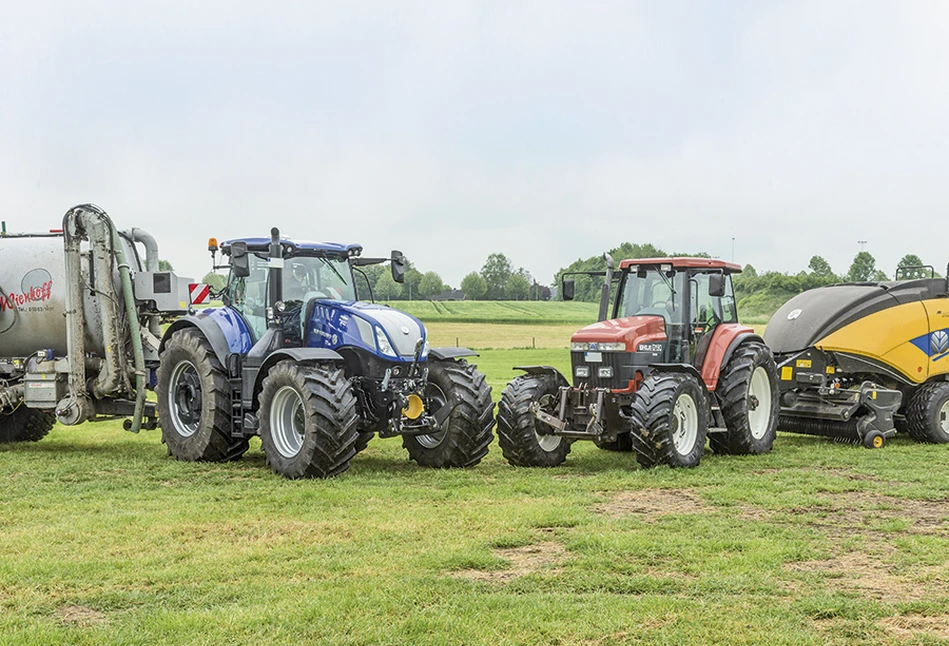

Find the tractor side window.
xmin=227 ymin=255 xmax=269 ymax=341
xmin=721 ymin=275 xmax=738 ymax=323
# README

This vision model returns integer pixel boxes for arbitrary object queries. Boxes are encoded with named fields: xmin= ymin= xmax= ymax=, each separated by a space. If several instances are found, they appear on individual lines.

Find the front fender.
xmin=430 ymin=347 xmax=479 ymax=360
xmin=513 ymin=365 xmax=570 ymax=388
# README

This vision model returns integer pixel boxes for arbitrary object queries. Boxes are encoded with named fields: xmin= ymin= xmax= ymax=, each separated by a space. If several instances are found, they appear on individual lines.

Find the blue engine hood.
xmin=305 ymin=300 xmax=428 ymax=361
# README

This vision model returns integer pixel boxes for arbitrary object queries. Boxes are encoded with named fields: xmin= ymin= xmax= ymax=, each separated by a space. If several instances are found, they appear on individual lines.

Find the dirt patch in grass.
xmin=55 ymin=605 xmax=107 ymax=626
xmin=754 ymin=466 xmax=899 ymax=485
xmin=785 ymin=547 xmax=949 ymax=602
xmin=813 ymin=491 xmax=949 ymax=536
xmin=454 ymin=541 xmax=567 ymax=583
xmin=878 ymin=615 xmax=949 ymax=641
xmin=596 ymin=489 xmax=708 ymax=519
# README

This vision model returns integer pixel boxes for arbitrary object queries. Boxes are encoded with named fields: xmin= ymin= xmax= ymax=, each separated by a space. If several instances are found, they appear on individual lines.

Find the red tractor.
xmin=497 ymin=255 xmax=780 ymax=468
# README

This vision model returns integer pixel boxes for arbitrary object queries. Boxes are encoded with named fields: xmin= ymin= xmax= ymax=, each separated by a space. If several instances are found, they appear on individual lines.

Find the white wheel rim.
xmin=535 ymin=430 xmax=562 ymax=452
xmin=747 ymin=366 xmax=773 ymax=440
xmin=270 ymin=386 xmax=306 ymax=458
xmin=671 ymin=392 xmax=699 ymax=455
xmin=940 ymin=399 xmax=949 ymax=433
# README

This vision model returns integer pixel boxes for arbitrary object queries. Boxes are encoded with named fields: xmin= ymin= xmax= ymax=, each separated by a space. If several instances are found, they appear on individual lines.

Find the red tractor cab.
xmin=497 ymin=255 xmax=780 ymax=469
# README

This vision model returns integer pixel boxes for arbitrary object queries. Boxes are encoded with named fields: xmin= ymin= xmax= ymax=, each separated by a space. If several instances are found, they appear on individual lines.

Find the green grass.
xmin=3 ymin=326 xmax=949 ymax=644
xmin=383 ymin=300 xmax=599 ymax=324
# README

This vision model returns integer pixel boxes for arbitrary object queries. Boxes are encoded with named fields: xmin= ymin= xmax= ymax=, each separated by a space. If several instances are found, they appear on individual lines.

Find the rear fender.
xmin=160 ymin=309 xmax=253 ymax=367
xmin=514 ymin=365 xmax=570 ymax=388
xmin=700 ymin=325 xmax=761 ymax=391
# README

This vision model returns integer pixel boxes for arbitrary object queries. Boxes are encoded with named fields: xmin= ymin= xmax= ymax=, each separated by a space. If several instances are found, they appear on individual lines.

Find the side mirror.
xmin=562 ymin=278 xmax=575 ymax=301
xmin=390 ymin=250 xmax=405 ymax=284
xmin=231 ymin=241 xmax=250 ymax=278
xmin=709 ymin=273 xmax=725 ymax=297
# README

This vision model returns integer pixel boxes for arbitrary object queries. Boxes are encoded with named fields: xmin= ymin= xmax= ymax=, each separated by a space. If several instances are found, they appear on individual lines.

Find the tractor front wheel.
xmin=711 ymin=340 xmax=779 ymax=455
xmin=630 ymin=373 xmax=708 ymax=469
xmin=905 ymin=382 xmax=949 ymax=444
xmin=497 ymin=373 xmax=571 ymax=467
xmin=0 ymin=406 xmax=55 ymax=443
xmin=258 ymin=361 xmax=359 ymax=478
xmin=157 ymin=329 xmax=249 ymax=462
xmin=402 ymin=360 xmax=494 ymax=468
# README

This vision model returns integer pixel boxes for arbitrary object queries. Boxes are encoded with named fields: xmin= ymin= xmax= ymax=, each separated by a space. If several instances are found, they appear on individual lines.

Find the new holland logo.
xmin=933 ymin=330 xmax=949 ymax=354
xmin=911 ymin=328 xmax=949 ymax=362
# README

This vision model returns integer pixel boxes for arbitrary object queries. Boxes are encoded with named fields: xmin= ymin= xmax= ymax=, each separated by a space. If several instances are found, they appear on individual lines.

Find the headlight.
xmin=421 ymin=339 xmax=430 ymax=359
xmin=571 ymin=342 xmax=587 ymax=351
xmin=599 ymin=342 xmax=626 ymax=352
xmin=375 ymin=327 xmax=396 ymax=357
xmin=575 ymin=366 xmax=590 ymax=378
xmin=598 ymin=366 xmax=614 ymax=378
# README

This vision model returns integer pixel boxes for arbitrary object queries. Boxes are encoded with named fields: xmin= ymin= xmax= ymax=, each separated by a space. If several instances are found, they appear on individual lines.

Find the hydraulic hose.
xmin=110 ymin=224 xmax=146 ymax=433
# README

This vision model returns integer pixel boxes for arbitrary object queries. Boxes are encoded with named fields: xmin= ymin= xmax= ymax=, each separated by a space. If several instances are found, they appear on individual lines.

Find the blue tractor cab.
xmin=156 ymin=228 xmax=494 ymax=478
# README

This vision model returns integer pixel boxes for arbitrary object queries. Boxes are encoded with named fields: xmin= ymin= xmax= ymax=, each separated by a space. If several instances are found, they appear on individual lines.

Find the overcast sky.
xmin=2 ymin=1 xmax=948 ymax=287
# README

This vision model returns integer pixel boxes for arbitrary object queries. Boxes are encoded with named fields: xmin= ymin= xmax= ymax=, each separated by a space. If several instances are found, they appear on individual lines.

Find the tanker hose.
xmin=110 ymin=225 xmax=147 ymax=433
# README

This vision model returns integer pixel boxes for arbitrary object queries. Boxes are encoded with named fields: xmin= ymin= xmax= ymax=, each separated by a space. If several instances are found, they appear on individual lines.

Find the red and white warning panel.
xmin=189 ymin=283 xmax=210 ymax=305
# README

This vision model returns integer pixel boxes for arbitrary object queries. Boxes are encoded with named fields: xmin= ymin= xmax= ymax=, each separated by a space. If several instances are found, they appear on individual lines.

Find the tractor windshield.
xmin=616 ymin=268 xmax=686 ymax=324
xmin=282 ymin=255 xmax=357 ymax=302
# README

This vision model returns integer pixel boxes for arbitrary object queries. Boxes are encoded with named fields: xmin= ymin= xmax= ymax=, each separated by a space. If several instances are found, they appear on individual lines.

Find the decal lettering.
xmin=0 ymin=280 xmax=54 ymax=312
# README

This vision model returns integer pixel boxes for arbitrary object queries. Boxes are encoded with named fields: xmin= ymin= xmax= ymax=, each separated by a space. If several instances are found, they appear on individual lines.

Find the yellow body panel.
xmin=815 ymin=299 xmax=949 ymax=384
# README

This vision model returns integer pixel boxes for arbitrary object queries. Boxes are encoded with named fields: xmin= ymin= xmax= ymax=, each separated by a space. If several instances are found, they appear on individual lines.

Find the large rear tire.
xmin=630 ymin=373 xmax=708 ymax=469
xmin=0 ymin=407 xmax=55 ymax=443
xmin=402 ymin=360 xmax=494 ymax=468
xmin=497 ymin=373 xmax=571 ymax=467
xmin=710 ymin=340 xmax=779 ymax=455
xmin=258 ymin=361 xmax=358 ymax=478
xmin=157 ymin=329 xmax=249 ymax=462
xmin=905 ymin=382 xmax=949 ymax=444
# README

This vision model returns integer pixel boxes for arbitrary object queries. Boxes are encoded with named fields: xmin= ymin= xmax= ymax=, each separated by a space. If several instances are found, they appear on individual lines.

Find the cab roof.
xmin=222 ymin=238 xmax=363 ymax=257
xmin=619 ymin=257 xmax=742 ymax=272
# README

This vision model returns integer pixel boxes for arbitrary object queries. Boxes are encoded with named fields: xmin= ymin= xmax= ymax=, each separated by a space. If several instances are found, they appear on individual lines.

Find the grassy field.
xmin=3 ymin=320 xmax=949 ymax=645
xmin=383 ymin=300 xmax=599 ymax=324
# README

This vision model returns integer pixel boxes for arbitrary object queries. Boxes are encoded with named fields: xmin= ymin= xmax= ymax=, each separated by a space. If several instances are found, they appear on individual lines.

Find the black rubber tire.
xmin=905 ymin=381 xmax=949 ymax=444
xmin=354 ymin=431 xmax=374 ymax=454
xmin=630 ymin=372 xmax=708 ymax=469
xmin=403 ymin=360 xmax=494 ymax=468
xmin=497 ymin=373 xmax=571 ymax=467
xmin=258 ymin=361 xmax=358 ymax=478
xmin=863 ymin=429 xmax=885 ymax=449
xmin=710 ymin=340 xmax=779 ymax=455
xmin=156 ymin=329 xmax=249 ymax=462
xmin=0 ymin=406 xmax=55 ymax=443
xmin=593 ymin=433 xmax=633 ymax=452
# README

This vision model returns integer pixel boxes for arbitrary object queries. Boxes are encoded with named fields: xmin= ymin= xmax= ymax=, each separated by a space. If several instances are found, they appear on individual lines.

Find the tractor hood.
xmin=571 ymin=316 xmax=666 ymax=349
xmin=764 ymin=278 xmax=947 ymax=354
xmin=308 ymin=300 xmax=427 ymax=360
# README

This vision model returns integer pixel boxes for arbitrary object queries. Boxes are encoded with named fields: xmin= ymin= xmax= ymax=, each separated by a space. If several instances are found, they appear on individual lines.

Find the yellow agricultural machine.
xmin=764 ymin=265 xmax=949 ymax=448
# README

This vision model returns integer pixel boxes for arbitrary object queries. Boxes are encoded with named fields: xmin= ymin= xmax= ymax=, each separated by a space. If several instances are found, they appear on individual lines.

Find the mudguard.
xmin=161 ymin=312 xmax=247 ymax=367
xmin=513 ymin=365 xmax=570 ymax=388
xmin=650 ymin=363 xmax=706 ymax=385
xmin=430 ymin=347 xmax=479 ymax=361
xmin=700 ymin=326 xmax=762 ymax=391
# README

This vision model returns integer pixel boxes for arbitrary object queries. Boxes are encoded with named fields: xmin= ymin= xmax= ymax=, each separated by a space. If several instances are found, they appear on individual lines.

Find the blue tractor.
xmin=155 ymin=228 xmax=494 ymax=478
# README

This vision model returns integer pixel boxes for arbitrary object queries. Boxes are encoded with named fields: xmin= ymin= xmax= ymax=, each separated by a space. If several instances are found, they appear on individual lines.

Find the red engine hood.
xmin=571 ymin=316 xmax=666 ymax=349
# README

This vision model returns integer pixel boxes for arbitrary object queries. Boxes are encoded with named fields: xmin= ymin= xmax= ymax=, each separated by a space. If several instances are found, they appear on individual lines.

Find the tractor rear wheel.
xmin=403 ymin=360 xmax=494 ymax=468
xmin=905 ymin=381 xmax=949 ymax=444
xmin=0 ymin=406 xmax=55 ymax=443
xmin=710 ymin=340 xmax=779 ymax=455
xmin=258 ymin=361 xmax=358 ymax=478
xmin=157 ymin=329 xmax=249 ymax=462
xmin=630 ymin=373 xmax=708 ymax=468
xmin=497 ymin=373 xmax=571 ymax=467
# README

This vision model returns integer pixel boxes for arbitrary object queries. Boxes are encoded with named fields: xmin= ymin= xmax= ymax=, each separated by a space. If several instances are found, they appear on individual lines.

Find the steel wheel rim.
xmin=671 ymin=392 xmax=699 ymax=455
xmin=270 ymin=386 xmax=306 ymax=458
xmin=535 ymin=428 xmax=562 ymax=452
xmin=169 ymin=360 xmax=201 ymax=438
xmin=417 ymin=382 xmax=448 ymax=449
xmin=747 ymin=366 xmax=773 ymax=440
xmin=940 ymin=399 xmax=949 ymax=433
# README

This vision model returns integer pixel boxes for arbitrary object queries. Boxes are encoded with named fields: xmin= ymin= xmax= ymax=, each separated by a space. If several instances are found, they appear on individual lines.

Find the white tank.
xmin=0 ymin=234 xmax=136 ymax=358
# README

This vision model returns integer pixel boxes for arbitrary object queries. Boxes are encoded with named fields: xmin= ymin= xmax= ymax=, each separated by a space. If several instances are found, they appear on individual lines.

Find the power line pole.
xmin=857 ymin=240 xmax=867 ymax=252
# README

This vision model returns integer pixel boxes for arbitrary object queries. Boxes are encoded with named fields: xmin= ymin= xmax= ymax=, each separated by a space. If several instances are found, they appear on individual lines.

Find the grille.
xmin=570 ymin=351 xmax=633 ymax=389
